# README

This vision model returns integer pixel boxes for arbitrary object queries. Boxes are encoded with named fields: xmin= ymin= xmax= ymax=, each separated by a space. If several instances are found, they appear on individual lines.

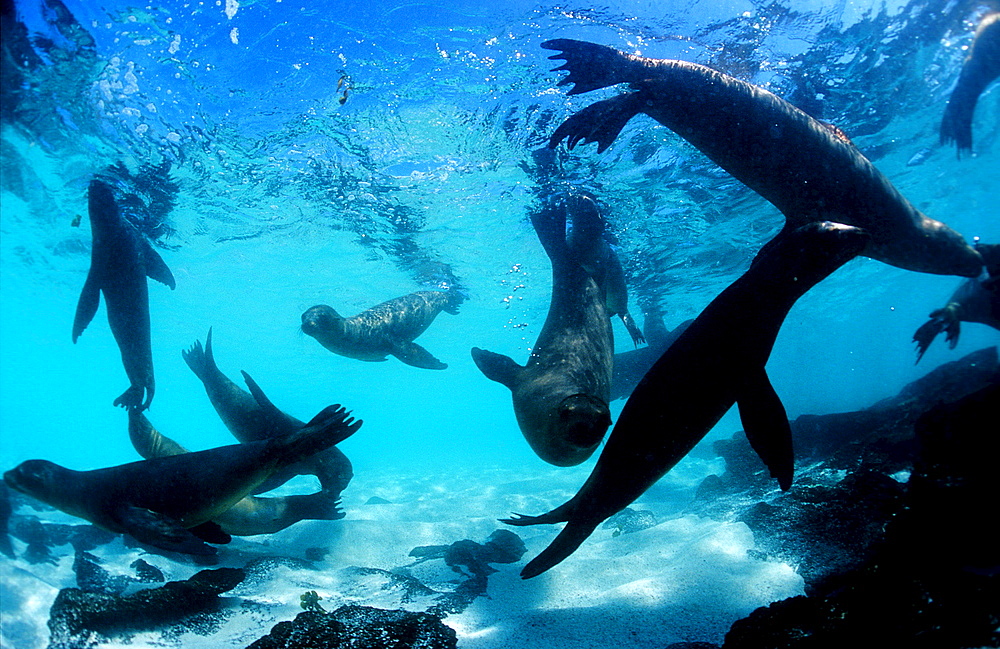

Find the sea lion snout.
xmin=301 ymin=305 xmax=341 ymax=334
xmin=557 ymin=393 xmax=612 ymax=450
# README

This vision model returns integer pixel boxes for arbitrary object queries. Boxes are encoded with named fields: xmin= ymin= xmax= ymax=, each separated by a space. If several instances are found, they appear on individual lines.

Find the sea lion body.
xmin=914 ymin=243 xmax=1000 ymax=360
xmin=183 ymin=329 xmax=353 ymax=496
xmin=609 ymin=316 xmax=693 ymax=402
xmin=505 ymin=222 xmax=871 ymax=578
xmin=941 ymin=12 xmax=1000 ymax=154
xmin=472 ymin=194 xmax=615 ymax=466
xmin=128 ymin=410 xmax=345 ymax=536
xmin=72 ymin=179 xmax=175 ymax=410
xmin=543 ymin=39 xmax=982 ymax=278
xmin=4 ymin=406 xmax=360 ymax=555
xmin=301 ymin=291 xmax=460 ymax=369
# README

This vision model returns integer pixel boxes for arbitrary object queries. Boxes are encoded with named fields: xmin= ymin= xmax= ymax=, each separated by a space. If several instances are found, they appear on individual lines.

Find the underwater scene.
xmin=2 ymin=0 xmax=999 ymax=647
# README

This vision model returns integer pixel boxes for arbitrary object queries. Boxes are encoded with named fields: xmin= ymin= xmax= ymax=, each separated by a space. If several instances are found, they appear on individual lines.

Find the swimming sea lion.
xmin=472 ymin=193 xmax=615 ymax=466
xmin=127 ymin=410 xmax=345 ymax=536
xmin=940 ymin=12 xmax=1000 ymax=155
xmin=301 ymin=291 xmax=461 ymax=370
xmin=504 ymin=221 xmax=870 ymax=578
xmin=3 ymin=406 xmax=361 ymax=556
xmin=542 ymin=39 xmax=983 ymax=278
xmin=73 ymin=179 xmax=175 ymax=410
xmin=913 ymin=243 xmax=1000 ymax=361
xmin=183 ymin=328 xmax=353 ymax=496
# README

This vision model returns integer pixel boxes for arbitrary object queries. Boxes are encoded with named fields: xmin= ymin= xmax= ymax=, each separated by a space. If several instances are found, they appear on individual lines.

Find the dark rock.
xmin=721 ymin=379 xmax=1000 ymax=647
xmin=0 ymin=482 xmax=13 ymax=558
xmin=246 ymin=605 xmax=457 ymax=649
xmin=130 ymin=559 xmax=165 ymax=583
xmin=73 ymin=551 xmax=130 ymax=596
xmin=46 ymin=567 xmax=244 ymax=649
xmin=365 ymin=496 xmax=392 ymax=505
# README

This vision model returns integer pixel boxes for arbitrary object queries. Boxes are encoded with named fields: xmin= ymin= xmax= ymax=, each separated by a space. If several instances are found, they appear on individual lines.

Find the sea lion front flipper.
xmin=241 ymin=370 xmax=286 ymax=424
xmin=189 ymin=521 xmax=231 ymax=544
xmin=116 ymin=506 xmax=217 ymax=556
xmin=736 ymin=369 xmax=794 ymax=491
xmin=72 ymin=272 xmax=102 ymax=343
xmin=470 ymin=347 xmax=522 ymax=388
xmin=549 ymin=92 xmax=645 ymax=153
xmin=390 ymin=340 xmax=447 ymax=370
xmin=140 ymin=237 xmax=176 ymax=289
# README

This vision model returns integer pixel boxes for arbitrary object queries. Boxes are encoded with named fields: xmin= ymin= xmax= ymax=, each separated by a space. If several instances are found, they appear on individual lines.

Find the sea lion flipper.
xmin=620 ymin=312 xmax=646 ymax=347
xmin=541 ymin=38 xmax=634 ymax=96
xmin=127 ymin=409 xmax=188 ymax=459
xmin=517 ymin=518 xmax=601 ymax=579
xmin=736 ymin=369 xmax=794 ymax=491
xmin=548 ymin=93 xmax=644 ymax=153
xmin=390 ymin=341 xmax=447 ymax=370
xmin=470 ymin=347 xmax=522 ymax=388
xmin=241 ymin=370 xmax=285 ymax=420
xmin=140 ymin=237 xmax=176 ymax=289
xmin=72 ymin=272 xmax=101 ymax=343
xmin=116 ymin=506 xmax=217 ymax=556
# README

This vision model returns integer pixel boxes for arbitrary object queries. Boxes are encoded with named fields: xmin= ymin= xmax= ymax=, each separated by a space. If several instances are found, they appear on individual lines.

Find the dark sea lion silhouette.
xmin=941 ymin=12 xmax=1000 ymax=155
xmin=3 ymin=406 xmax=361 ymax=556
xmin=504 ymin=221 xmax=871 ymax=578
xmin=610 ymin=315 xmax=693 ymax=402
xmin=914 ymin=243 xmax=1000 ymax=361
xmin=301 ymin=290 xmax=461 ymax=369
xmin=541 ymin=38 xmax=983 ymax=278
xmin=72 ymin=179 xmax=175 ymax=410
xmin=183 ymin=328 xmax=353 ymax=496
xmin=127 ymin=410 xmax=345 ymax=536
xmin=472 ymin=193 xmax=615 ymax=467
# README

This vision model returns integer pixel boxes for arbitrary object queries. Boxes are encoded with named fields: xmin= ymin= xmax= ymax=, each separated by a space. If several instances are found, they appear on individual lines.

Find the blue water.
xmin=1 ymin=0 xmax=998 ymax=646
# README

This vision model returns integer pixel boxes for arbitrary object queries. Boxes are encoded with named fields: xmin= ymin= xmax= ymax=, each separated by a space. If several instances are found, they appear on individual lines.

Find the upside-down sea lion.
xmin=3 ymin=406 xmax=361 ymax=556
xmin=301 ymin=290 xmax=461 ymax=369
xmin=504 ymin=221 xmax=871 ymax=578
xmin=541 ymin=38 xmax=983 ymax=278
xmin=940 ymin=12 xmax=1000 ymax=155
xmin=471 ymin=193 xmax=615 ymax=467
xmin=913 ymin=243 xmax=1000 ymax=361
xmin=183 ymin=328 xmax=353 ymax=496
xmin=127 ymin=410 xmax=345 ymax=536
xmin=73 ymin=179 xmax=175 ymax=410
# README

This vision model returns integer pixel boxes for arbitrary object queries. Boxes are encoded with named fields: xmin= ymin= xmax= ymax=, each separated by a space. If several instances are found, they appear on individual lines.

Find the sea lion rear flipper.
xmin=549 ymin=92 xmax=645 ymax=153
xmin=620 ymin=312 xmax=646 ymax=347
xmin=470 ymin=347 xmax=522 ymax=388
xmin=116 ymin=506 xmax=217 ymax=556
xmin=541 ymin=39 xmax=636 ymax=96
xmin=241 ymin=370 xmax=286 ymax=421
xmin=736 ymin=369 xmax=794 ymax=491
xmin=72 ymin=272 xmax=102 ymax=343
xmin=390 ymin=341 xmax=447 ymax=370
xmin=189 ymin=521 xmax=231 ymax=544
xmin=140 ymin=237 xmax=176 ymax=289
xmin=515 ymin=518 xmax=601 ymax=579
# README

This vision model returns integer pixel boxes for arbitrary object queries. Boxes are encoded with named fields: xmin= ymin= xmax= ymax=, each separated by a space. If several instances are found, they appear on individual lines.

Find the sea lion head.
xmin=301 ymin=305 xmax=345 ymax=337
xmin=4 ymin=460 xmax=65 ymax=504
xmin=545 ymin=393 xmax=612 ymax=466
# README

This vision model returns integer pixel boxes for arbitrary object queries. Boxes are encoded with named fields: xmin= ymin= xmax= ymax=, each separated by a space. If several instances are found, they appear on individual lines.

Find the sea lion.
xmin=913 ymin=243 xmax=1000 ymax=361
xmin=940 ymin=12 xmax=1000 ymax=155
xmin=3 ymin=405 xmax=361 ymax=556
xmin=127 ymin=410 xmax=345 ymax=536
xmin=471 ymin=193 xmax=615 ymax=467
xmin=541 ymin=39 xmax=983 ymax=278
xmin=610 ymin=314 xmax=693 ymax=402
xmin=183 ymin=328 xmax=353 ymax=496
xmin=301 ymin=290 xmax=461 ymax=370
xmin=73 ymin=179 xmax=175 ymax=410
xmin=504 ymin=221 xmax=871 ymax=578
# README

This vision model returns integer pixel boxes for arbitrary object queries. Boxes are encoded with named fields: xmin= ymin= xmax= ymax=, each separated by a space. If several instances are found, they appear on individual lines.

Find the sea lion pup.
xmin=913 ymin=243 xmax=1000 ymax=361
xmin=127 ymin=410 xmax=345 ymax=536
xmin=940 ymin=12 xmax=1000 ymax=155
xmin=183 ymin=328 xmax=353 ymax=496
xmin=3 ymin=406 xmax=361 ymax=556
xmin=541 ymin=39 xmax=983 ymax=278
xmin=503 ymin=221 xmax=870 ymax=578
xmin=73 ymin=179 xmax=176 ymax=410
xmin=301 ymin=290 xmax=461 ymax=369
xmin=471 ymin=193 xmax=615 ymax=467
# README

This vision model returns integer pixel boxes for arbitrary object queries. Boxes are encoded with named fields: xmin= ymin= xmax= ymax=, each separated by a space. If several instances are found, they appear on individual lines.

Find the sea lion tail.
xmin=182 ymin=327 xmax=219 ymax=383
xmin=270 ymin=405 xmax=362 ymax=464
xmin=549 ymin=92 xmax=645 ymax=153
xmin=541 ymin=39 xmax=639 ymax=96
xmin=518 ymin=518 xmax=601 ymax=579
